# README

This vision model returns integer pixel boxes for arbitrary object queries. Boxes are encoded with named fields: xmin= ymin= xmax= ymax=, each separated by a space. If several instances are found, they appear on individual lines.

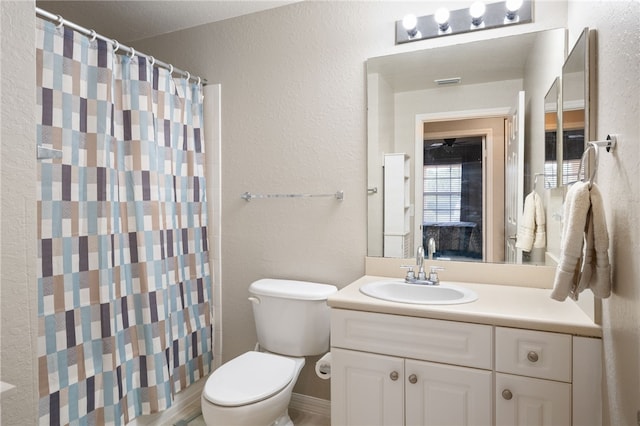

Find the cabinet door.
xmin=331 ymin=348 xmax=404 ymax=426
xmin=496 ymin=373 xmax=571 ymax=426
xmin=405 ymin=359 xmax=492 ymax=426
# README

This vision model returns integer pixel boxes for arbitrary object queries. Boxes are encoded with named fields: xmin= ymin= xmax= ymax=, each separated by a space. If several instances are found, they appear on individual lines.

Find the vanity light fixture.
xmin=469 ymin=1 xmax=486 ymax=28
xmin=395 ymin=0 xmax=533 ymax=44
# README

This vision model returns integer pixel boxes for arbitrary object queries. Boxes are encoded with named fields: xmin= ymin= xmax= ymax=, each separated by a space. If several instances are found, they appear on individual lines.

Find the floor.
xmin=181 ymin=408 xmax=331 ymax=426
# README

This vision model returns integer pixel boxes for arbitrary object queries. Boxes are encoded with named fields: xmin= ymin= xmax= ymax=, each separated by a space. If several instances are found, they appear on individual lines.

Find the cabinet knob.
xmin=389 ymin=371 xmax=399 ymax=381
xmin=527 ymin=351 xmax=539 ymax=363
xmin=408 ymin=374 xmax=418 ymax=384
xmin=502 ymin=389 xmax=513 ymax=400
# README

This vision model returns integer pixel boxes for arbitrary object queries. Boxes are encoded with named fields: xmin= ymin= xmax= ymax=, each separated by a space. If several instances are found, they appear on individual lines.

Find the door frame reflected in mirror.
xmin=414 ymin=109 xmax=509 ymax=263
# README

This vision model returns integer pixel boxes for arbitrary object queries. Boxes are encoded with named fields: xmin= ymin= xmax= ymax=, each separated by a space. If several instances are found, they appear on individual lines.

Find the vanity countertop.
xmin=328 ymin=276 xmax=602 ymax=338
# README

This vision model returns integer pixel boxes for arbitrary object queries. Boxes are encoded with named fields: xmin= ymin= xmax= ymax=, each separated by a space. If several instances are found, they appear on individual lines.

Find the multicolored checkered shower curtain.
xmin=36 ymin=19 xmax=213 ymax=425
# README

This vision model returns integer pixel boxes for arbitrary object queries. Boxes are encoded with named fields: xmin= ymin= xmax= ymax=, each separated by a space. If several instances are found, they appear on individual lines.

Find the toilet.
xmin=201 ymin=278 xmax=337 ymax=426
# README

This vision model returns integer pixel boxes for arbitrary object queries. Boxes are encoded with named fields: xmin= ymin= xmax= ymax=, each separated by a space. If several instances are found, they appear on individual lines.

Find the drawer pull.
xmin=389 ymin=371 xmax=399 ymax=381
xmin=502 ymin=389 xmax=513 ymax=400
xmin=527 ymin=351 xmax=539 ymax=363
xmin=408 ymin=374 xmax=418 ymax=384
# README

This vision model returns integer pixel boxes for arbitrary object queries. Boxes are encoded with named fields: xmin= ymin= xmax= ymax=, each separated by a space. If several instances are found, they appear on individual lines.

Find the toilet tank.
xmin=249 ymin=279 xmax=338 ymax=357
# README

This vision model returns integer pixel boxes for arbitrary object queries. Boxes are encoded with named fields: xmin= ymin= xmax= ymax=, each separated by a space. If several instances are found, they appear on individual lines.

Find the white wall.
xmin=367 ymin=73 xmax=395 ymax=257
xmin=523 ymin=28 xmax=566 ymax=193
xmin=394 ymin=79 xmax=523 ymax=154
xmin=0 ymin=1 xmax=38 ymax=424
xmin=565 ymin=1 xmax=640 ymax=424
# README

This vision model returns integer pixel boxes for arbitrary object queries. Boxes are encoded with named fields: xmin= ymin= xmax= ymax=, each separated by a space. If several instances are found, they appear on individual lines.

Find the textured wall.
xmin=565 ymin=1 xmax=640 ymax=424
xmin=0 ymin=1 xmax=38 ymax=424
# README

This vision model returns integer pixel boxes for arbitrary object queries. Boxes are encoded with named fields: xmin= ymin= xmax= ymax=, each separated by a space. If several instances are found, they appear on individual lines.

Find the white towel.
xmin=516 ymin=192 xmax=546 ymax=252
xmin=551 ymin=181 xmax=611 ymax=301
xmin=575 ymin=184 xmax=611 ymax=299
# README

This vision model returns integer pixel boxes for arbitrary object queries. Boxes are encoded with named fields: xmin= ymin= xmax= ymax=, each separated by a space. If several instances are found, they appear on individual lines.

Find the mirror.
xmin=561 ymin=28 xmax=594 ymax=185
xmin=544 ymin=77 xmax=560 ymax=188
xmin=543 ymin=28 xmax=596 ymax=264
xmin=367 ymin=29 xmax=566 ymax=262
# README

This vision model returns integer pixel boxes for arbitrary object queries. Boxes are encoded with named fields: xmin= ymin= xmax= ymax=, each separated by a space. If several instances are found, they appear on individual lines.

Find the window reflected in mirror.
xmin=423 ymin=137 xmax=483 ymax=261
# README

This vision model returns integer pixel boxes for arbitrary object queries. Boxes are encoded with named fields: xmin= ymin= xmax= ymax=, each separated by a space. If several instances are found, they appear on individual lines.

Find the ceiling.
xmin=36 ymin=1 xmax=300 ymax=43
xmin=367 ymin=30 xmax=539 ymax=92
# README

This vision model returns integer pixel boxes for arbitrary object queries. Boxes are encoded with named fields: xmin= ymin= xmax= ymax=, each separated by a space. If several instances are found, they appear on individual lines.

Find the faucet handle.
xmin=428 ymin=266 xmax=445 ymax=284
xmin=400 ymin=265 xmax=416 ymax=281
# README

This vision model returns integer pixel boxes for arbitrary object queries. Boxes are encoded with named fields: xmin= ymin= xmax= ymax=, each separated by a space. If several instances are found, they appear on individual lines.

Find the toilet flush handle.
xmin=248 ymin=296 xmax=261 ymax=304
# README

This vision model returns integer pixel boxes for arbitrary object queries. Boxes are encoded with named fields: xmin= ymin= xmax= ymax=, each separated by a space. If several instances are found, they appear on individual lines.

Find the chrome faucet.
xmin=416 ymin=246 xmax=426 ymax=281
xmin=427 ymin=238 xmax=436 ymax=260
xmin=401 ymin=246 xmax=438 ymax=285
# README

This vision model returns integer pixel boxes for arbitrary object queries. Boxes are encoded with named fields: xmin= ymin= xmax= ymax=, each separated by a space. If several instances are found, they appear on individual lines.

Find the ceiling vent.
xmin=434 ymin=77 xmax=462 ymax=86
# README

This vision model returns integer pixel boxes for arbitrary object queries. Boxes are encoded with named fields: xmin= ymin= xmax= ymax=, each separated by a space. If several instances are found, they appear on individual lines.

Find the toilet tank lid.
xmin=249 ymin=279 xmax=337 ymax=300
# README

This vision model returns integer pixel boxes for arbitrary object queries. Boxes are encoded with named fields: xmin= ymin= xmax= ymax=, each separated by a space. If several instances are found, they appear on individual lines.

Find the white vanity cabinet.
xmin=331 ymin=309 xmax=493 ymax=426
xmin=330 ymin=309 xmax=602 ymax=426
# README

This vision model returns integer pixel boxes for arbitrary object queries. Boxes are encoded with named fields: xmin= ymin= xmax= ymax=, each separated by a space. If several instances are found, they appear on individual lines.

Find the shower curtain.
xmin=36 ymin=19 xmax=213 ymax=425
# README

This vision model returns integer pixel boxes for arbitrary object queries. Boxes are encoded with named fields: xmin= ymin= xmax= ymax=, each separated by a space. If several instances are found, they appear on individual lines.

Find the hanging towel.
xmin=575 ymin=183 xmax=611 ymax=299
xmin=516 ymin=192 xmax=546 ymax=252
xmin=551 ymin=182 xmax=611 ymax=301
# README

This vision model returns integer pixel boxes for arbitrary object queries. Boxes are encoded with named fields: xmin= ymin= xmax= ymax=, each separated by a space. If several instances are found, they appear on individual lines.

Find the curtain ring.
xmin=197 ymin=76 xmax=201 ymax=86
xmin=148 ymin=55 xmax=155 ymax=66
xmin=55 ymin=15 xmax=64 ymax=28
xmin=88 ymin=29 xmax=97 ymax=42
xmin=185 ymin=71 xmax=191 ymax=82
xmin=168 ymin=64 xmax=174 ymax=75
xmin=112 ymin=39 xmax=120 ymax=53
xmin=127 ymin=47 xmax=136 ymax=59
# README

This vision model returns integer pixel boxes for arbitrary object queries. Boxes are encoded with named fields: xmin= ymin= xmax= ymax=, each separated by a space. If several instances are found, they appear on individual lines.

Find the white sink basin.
xmin=360 ymin=280 xmax=478 ymax=305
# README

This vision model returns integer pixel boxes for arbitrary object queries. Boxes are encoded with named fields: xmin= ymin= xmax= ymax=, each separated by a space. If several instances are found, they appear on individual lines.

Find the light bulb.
xmin=505 ymin=0 xmax=523 ymax=20
xmin=434 ymin=7 xmax=450 ymax=32
xmin=402 ymin=14 xmax=419 ymax=37
xmin=469 ymin=1 xmax=486 ymax=26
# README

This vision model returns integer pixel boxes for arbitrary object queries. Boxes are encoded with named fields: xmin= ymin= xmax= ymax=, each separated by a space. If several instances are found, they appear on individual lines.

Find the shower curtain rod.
xmin=35 ymin=7 xmax=207 ymax=85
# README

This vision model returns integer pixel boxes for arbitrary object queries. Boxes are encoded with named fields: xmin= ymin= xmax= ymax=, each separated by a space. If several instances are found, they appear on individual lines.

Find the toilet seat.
xmin=203 ymin=351 xmax=296 ymax=407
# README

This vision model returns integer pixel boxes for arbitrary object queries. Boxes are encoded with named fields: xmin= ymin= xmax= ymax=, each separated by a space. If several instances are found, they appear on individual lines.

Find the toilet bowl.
xmin=201 ymin=351 xmax=305 ymax=426
xmin=201 ymin=279 xmax=337 ymax=426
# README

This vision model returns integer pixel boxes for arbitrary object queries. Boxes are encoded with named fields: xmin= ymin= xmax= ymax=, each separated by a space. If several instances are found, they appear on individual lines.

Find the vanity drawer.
xmin=495 ymin=327 xmax=572 ymax=382
xmin=331 ymin=309 xmax=492 ymax=369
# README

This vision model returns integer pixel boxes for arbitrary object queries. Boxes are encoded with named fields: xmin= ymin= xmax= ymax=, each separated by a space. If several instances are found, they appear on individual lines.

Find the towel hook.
xmin=577 ymin=134 xmax=618 ymax=188
xmin=578 ymin=143 xmax=598 ymax=188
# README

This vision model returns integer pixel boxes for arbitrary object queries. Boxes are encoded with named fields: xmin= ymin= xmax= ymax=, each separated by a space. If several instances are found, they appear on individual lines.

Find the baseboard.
xmin=289 ymin=393 xmax=331 ymax=418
